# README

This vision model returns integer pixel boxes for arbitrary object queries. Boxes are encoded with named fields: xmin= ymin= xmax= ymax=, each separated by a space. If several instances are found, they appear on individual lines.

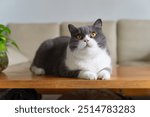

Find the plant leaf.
xmin=0 ymin=35 xmax=6 ymax=41
xmin=0 ymin=24 xmax=19 ymax=51
xmin=0 ymin=25 xmax=5 ymax=34
xmin=4 ymin=27 xmax=11 ymax=35
xmin=7 ymin=39 xmax=20 ymax=50
xmin=0 ymin=34 xmax=8 ymax=43
xmin=0 ymin=24 xmax=5 ymax=27
xmin=0 ymin=24 xmax=11 ymax=35
xmin=0 ymin=41 xmax=7 ymax=51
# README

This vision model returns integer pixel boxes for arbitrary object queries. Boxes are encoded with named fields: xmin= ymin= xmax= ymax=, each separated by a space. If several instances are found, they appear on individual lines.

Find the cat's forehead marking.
xmin=78 ymin=26 xmax=91 ymax=34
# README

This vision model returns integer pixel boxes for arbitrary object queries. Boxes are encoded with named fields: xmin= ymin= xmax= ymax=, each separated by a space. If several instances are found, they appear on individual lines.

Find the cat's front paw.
xmin=98 ymin=70 xmax=111 ymax=80
xmin=78 ymin=71 xmax=98 ymax=80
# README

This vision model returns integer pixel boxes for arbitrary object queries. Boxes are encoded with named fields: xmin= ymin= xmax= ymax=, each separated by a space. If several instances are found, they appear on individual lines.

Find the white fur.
xmin=65 ymin=35 xmax=111 ymax=80
xmin=79 ymin=71 xmax=97 ymax=80
xmin=31 ymin=66 xmax=45 ymax=75
xmin=98 ymin=70 xmax=111 ymax=80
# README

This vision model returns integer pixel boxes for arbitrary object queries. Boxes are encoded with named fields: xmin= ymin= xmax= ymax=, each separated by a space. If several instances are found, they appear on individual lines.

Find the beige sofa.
xmin=7 ymin=20 xmax=150 ymax=67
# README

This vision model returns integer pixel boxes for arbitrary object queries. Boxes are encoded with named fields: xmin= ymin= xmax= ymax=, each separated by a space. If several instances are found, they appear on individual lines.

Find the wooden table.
xmin=0 ymin=63 xmax=150 ymax=96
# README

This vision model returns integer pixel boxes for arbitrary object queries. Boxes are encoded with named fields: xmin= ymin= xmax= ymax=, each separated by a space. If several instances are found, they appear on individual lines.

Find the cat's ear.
xmin=68 ymin=24 xmax=78 ymax=33
xmin=93 ymin=19 xmax=102 ymax=28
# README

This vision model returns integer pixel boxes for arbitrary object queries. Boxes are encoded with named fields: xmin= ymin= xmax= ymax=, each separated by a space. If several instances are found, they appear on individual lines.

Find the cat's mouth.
xmin=86 ymin=44 xmax=90 ymax=47
xmin=84 ymin=44 xmax=91 ymax=48
xmin=85 ymin=43 xmax=91 ymax=48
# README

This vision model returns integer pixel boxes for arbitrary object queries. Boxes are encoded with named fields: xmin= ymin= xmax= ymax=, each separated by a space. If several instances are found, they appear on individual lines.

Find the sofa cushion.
xmin=61 ymin=21 xmax=117 ymax=65
xmin=118 ymin=20 xmax=150 ymax=65
xmin=8 ymin=23 xmax=60 ymax=61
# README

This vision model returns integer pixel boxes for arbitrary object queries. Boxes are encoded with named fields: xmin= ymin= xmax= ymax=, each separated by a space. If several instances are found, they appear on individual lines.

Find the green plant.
xmin=0 ymin=24 xmax=18 ymax=51
xmin=0 ymin=24 xmax=19 ymax=72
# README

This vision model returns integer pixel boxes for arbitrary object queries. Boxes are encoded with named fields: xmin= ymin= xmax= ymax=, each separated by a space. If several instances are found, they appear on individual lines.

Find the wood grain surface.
xmin=0 ymin=63 xmax=150 ymax=89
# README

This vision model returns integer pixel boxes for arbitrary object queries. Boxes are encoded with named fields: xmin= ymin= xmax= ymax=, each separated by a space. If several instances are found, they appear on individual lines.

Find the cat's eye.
xmin=90 ymin=32 xmax=97 ymax=38
xmin=76 ymin=34 xmax=82 ymax=40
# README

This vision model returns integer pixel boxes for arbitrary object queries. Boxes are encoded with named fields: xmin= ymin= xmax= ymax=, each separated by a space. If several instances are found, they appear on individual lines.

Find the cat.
xmin=30 ymin=19 xmax=112 ymax=80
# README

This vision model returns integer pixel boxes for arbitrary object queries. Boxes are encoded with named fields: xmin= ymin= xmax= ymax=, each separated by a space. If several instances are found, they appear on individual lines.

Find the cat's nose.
xmin=84 ymin=39 xmax=89 ymax=42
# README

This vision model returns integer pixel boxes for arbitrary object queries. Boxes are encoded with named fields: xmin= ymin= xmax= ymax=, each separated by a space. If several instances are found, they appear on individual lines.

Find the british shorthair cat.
xmin=30 ymin=19 xmax=112 ymax=80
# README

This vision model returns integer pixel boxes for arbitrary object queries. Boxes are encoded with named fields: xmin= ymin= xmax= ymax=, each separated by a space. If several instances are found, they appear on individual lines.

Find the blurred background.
xmin=1 ymin=0 xmax=150 ymax=24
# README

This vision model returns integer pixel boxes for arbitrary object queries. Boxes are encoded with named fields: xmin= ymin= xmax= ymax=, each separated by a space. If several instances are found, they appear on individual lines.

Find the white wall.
xmin=1 ymin=0 xmax=150 ymax=24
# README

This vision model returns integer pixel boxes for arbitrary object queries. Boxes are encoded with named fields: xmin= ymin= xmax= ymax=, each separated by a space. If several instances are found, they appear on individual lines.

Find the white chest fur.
xmin=65 ymin=46 xmax=111 ymax=73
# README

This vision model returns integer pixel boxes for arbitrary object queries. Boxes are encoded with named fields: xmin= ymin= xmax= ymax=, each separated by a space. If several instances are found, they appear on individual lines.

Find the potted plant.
xmin=0 ymin=24 xmax=18 ymax=72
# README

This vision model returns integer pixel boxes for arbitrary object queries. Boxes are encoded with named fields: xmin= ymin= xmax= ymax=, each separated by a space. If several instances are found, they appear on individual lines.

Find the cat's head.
xmin=68 ymin=19 xmax=106 ymax=51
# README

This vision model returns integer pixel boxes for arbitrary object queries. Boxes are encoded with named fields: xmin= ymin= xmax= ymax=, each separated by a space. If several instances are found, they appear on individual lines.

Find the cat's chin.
xmin=85 ymin=45 xmax=92 ymax=49
xmin=82 ymin=44 xmax=95 ymax=50
xmin=80 ymin=45 xmax=92 ymax=50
